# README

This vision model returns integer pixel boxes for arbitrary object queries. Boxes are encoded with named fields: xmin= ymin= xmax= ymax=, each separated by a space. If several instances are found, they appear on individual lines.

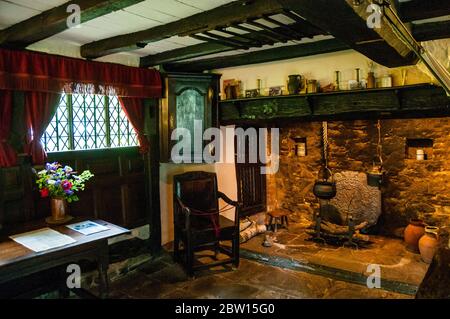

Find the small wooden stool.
xmin=267 ymin=210 xmax=290 ymax=232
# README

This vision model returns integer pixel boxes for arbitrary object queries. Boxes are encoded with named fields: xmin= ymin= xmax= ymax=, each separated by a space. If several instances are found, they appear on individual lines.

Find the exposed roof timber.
xmin=80 ymin=0 xmax=288 ymax=59
xmin=140 ymin=19 xmax=326 ymax=67
xmin=216 ymin=28 xmax=265 ymax=46
xmin=0 ymin=0 xmax=145 ymax=49
xmin=412 ymin=20 xmax=450 ymax=42
xmin=277 ymin=0 xmax=418 ymax=67
xmin=150 ymin=18 xmax=449 ymax=71
xmin=261 ymin=15 xmax=306 ymax=39
xmin=230 ymin=24 xmax=282 ymax=43
xmin=162 ymin=38 xmax=350 ymax=72
xmin=189 ymin=34 xmax=247 ymax=50
xmin=399 ymin=0 xmax=450 ymax=23
xmin=203 ymin=31 xmax=254 ymax=48
xmin=244 ymin=20 xmax=293 ymax=42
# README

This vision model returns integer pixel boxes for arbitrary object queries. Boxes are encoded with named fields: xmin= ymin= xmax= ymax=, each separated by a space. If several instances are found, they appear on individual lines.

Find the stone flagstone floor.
xmin=107 ymin=251 xmax=411 ymax=299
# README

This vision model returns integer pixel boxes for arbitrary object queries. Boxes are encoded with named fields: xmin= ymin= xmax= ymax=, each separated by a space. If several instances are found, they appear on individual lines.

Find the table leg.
xmin=58 ymin=265 xmax=70 ymax=299
xmin=98 ymin=241 xmax=110 ymax=299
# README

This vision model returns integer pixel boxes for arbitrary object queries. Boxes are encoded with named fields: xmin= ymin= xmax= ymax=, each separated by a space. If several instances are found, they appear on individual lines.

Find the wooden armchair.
xmin=173 ymin=171 xmax=240 ymax=275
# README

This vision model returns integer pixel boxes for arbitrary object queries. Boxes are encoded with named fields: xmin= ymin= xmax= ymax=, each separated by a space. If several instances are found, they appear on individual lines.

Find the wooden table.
xmin=0 ymin=219 xmax=129 ymax=299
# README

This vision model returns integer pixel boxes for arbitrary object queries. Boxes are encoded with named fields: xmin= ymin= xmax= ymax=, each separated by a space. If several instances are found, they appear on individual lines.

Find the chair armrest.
xmin=175 ymin=196 xmax=191 ymax=215
xmin=218 ymin=191 xmax=241 ymax=208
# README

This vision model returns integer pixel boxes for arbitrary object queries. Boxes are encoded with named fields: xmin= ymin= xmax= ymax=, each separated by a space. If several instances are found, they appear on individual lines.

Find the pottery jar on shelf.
xmin=287 ymin=74 xmax=302 ymax=95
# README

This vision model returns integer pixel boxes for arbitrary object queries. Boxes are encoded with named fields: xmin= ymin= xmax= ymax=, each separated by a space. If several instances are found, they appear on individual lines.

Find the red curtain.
xmin=119 ymin=97 xmax=149 ymax=154
xmin=0 ymin=48 xmax=162 ymax=98
xmin=25 ymin=92 xmax=61 ymax=165
xmin=0 ymin=90 xmax=17 ymax=167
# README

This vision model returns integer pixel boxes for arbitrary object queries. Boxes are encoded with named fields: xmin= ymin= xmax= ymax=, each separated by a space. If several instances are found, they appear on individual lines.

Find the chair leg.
xmin=173 ymin=231 xmax=180 ymax=262
xmin=232 ymin=237 xmax=240 ymax=269
xmin=186 ymin=241 xmax=195 ymax=277
xmin=213 ymin=241 xmax=220 ymax=260
xmin=268 ymin=216 xmax=273 ymax=231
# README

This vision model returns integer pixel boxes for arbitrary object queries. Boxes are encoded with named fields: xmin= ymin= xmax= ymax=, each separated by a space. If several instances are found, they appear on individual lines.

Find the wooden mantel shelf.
xmin=219 ymin=84 xmax=450 ymax=124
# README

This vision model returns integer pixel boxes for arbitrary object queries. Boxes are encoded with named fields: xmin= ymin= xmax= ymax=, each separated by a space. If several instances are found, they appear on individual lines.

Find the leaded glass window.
xmin=42 ymin=94 xmax=138 ymax=152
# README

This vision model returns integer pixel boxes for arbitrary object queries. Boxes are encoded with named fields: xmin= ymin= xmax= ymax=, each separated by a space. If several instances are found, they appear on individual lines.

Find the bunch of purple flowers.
xmin=36 ymin=162 xmax=94 ymax=203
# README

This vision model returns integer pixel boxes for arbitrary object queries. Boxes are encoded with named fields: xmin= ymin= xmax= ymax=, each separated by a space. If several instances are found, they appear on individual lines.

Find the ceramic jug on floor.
xmin=419 ymin=226 xmax=439 ymax=263
xmin=404 ymin=218 xmax=425 ymax=253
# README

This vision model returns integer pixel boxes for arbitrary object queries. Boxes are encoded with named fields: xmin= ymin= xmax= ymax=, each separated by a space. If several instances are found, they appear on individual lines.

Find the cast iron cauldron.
xmin=366 ymin=164 xmax=384 ymax=187
xmin=313 ymin=167 xmax=336 ymax=200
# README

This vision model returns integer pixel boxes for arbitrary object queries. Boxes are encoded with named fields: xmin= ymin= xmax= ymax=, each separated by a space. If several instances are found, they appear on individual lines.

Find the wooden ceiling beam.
xmin=261 ymin=15 xmax=306 ymax=39
xmin=245 ymin=20 xmax=292 ymax=42
xmin=230 ymin=24 xmax=279 ymax=44
xmin=277 ymin=0 xmax=418 ymax=67
xmin=140 ymin=21 xmax=325 ymax=67
xmin=280 ymin=11 xmax=326 ymax=38
xmin=216 ymin=28 xmax=266 ymax=46
xmin=162 ymin=38 xmax=350 ymax=72
xmin=203 ymin=31 xmax=254 ymax=48
xmin=399 ymin=0 xmax=450 ymax=23
xmin=0 ymin=0 xmax=145 ymax=49
xmin=80 ymin=0 xmax=287 ymax=59
xmin=412 ymin=20 xmax=450 ymax=42
xmin=189 ymin=34 xmax=247 ymax=50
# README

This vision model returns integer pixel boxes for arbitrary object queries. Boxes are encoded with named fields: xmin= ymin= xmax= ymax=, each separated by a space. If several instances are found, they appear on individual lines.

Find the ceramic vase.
xmin=287 ymin=75 xmax=301 ymax=95
xmin=367 ymin=72 xmax=375 ymax=89
xmin=404 ymin=218 xmax=425 ymax=253
xmin=419 ymin=226 xmax=439 ymax=263
xmin=51 ymin=197 xmax=68 ymax=221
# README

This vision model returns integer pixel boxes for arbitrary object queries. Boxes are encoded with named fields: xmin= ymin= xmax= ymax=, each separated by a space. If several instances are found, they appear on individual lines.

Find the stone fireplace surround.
xmin=267 ymin=117 xmax=450 ymax=235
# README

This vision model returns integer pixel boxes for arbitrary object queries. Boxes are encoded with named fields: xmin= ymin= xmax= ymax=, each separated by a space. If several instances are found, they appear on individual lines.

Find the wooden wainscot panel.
xmin=86 ymin=158 xmax=121 ymax=176
xmin=0 ymin=156 xmax=34 ymax=227
xmin=315 ymin=90 xmax=399 ymax=115
xmin=41 ymin=147 xmax=149 ymax=228
xmin=94 ymin=185 xmax=125 ymax=226
xmin=1 ymin=167 xmax=25 ymax=225
xmin=124 ymin=181 xmax=148 ymax=226
xmin=125 ymin=157 xmax=145 ymax=175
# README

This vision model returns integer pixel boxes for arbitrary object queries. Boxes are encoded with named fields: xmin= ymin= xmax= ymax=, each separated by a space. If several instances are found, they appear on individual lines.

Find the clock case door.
xmin=160 ymin=73 xmax=221 ymax=163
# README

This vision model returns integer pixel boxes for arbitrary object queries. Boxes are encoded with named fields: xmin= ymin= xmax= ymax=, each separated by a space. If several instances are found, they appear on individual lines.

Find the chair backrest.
xmin=173 ymin=171 xmax=219 ymax=213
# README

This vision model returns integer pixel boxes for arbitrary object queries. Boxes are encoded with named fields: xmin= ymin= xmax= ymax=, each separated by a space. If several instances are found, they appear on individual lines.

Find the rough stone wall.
xmin=267 ymin=117 xmax=450 ymax=234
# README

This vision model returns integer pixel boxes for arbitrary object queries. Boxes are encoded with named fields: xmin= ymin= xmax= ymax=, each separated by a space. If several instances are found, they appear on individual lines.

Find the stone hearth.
xmin=238 ymin=226 xmax=429 ymax=295
xmin=267 ymin=117 xmax=450 ymax=235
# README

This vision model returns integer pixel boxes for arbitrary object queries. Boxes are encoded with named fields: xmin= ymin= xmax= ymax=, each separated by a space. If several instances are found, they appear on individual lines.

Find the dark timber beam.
xmin=80 ymin=0 xmax=286 ymax=59
xmin=245 ymin=20 xmax=292 ymax=42
xmin=203 ymin=31 xmax=253 ymax=48
xmin=412 ymin=20 xmax=450 ymax=42
xmin=231 ymin=24 xmax=280 ymax=43
xmin=277 ymin=0 xmax=418 ymax=67
xmin=261 ymin=15 xmax=305 ymax=39
xmin=399 ymin=0 xmax=450 ymax=23
xmin=162 ymin=38 xmax=350 ymax=72
xmin=140 ymin=22 xmax=325 ymax=67
xmin=189 ymin=34 xmax=247 ymax=50
xmin=216 ymin=28 xmax=265 ymax=46
xmin=0 ymin=0 xmax=145 ymax=48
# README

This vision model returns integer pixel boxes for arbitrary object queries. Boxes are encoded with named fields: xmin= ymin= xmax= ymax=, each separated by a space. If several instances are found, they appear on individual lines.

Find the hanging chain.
xmin=376 ymin=119 xmax=383 ymax=167
xmin=322 ymin=121 xmax=328 ymax=169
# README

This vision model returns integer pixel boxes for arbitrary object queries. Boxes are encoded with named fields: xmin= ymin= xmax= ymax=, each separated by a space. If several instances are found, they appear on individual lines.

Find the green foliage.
xmin=35 ymin=162 xmax=94 ymax=203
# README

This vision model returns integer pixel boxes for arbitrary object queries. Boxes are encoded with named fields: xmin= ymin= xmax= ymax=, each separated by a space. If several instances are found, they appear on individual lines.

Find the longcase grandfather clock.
xmin=160 ymin=73 xmax=221 ymax=162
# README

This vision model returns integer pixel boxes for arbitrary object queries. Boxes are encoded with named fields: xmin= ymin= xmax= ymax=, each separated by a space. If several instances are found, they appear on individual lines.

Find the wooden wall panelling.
xmin=146 ymin=99 xmax=162 ymax=253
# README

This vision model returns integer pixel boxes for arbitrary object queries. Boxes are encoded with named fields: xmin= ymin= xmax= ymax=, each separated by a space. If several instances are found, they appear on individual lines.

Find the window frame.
xmin=42 ymin=93 xmax=138 ymax=153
